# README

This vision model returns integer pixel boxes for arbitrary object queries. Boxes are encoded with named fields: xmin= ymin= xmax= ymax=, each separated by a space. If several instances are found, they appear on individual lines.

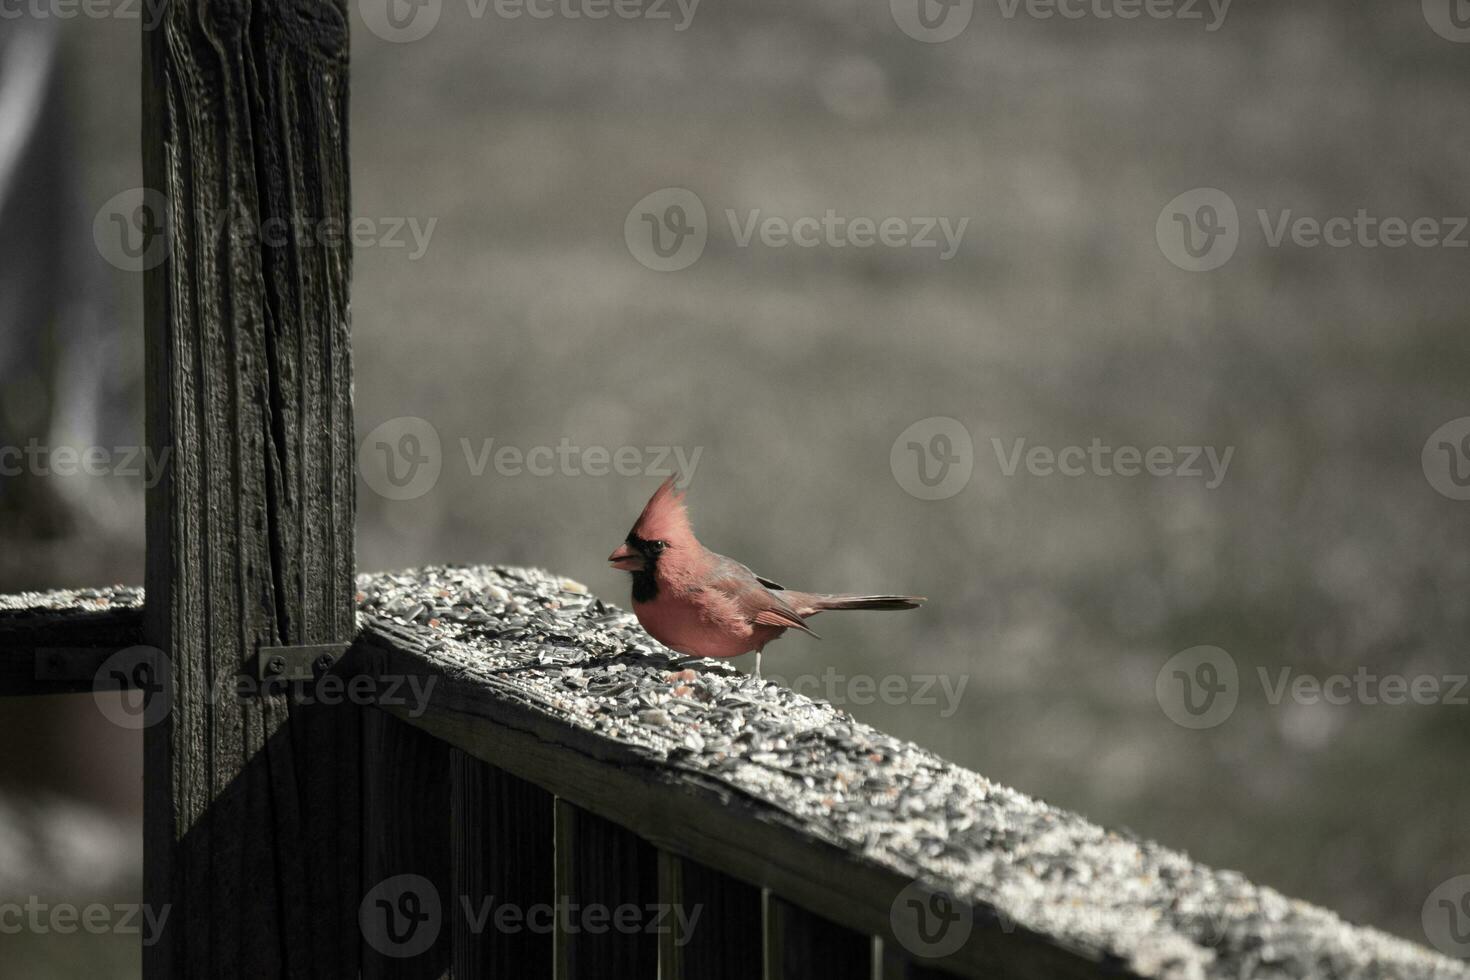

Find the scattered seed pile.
xmin=355 ymin=565 xmax=1466 ymax=980
xmin=0 ymin=584 xmax=144 ymax=617
xmin=0 ymin=585 xmax=146 ymax=665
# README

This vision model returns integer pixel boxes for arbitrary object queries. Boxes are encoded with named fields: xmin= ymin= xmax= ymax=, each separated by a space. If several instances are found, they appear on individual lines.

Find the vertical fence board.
xmin=451 ymin=750 xmax=555 ymax=979
xmin=553 ymin=799 xmax=658 ymax=979
xmin=878 ymin=939 xmax=958 ymax=980
xmin=362 ymin=709 xmax=453 ymax=979
xmin=658 ymin=850 xmax=762 ymax=980
xmin=141 ymin=1 xmax=355 ymax=977
xmin=764 ymin=892 xmax=872 ymax=980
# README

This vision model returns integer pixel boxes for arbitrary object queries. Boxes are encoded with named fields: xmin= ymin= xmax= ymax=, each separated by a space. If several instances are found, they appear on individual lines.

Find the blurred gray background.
xmin=3 ymin=0 xmax=1469 ymax=973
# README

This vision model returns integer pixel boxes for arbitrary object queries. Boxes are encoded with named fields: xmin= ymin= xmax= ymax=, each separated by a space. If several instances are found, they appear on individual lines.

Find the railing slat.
xmin=763 ymin=892 xmax=872 ymax=980
xmin=362 ymin=709 xmax=452 ymax=979
xmin=554 ymin=799 xmax=658 ymax=979
xmin=451 ymin=750 xmax=555 ymax=978
xmin=878 ymin=940 xmax=957 ymax=980
xmin=657 ymin=850 xmax=762 ymax=980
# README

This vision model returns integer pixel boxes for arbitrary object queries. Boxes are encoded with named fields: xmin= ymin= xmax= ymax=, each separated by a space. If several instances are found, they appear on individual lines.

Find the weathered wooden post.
xmin=141 ymin=1 xmax=358 ymax=976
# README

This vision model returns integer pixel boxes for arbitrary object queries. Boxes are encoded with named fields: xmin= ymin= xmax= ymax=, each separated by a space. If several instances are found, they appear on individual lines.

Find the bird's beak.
xmin=607 ymin=543 xmax=644 ymax=572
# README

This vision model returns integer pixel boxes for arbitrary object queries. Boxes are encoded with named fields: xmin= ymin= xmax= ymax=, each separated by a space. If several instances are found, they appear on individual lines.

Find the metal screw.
xmin=313 ymin=654 xmax=334 ymax=675
xmin=266 ymin=655 xmax=286 ymax=676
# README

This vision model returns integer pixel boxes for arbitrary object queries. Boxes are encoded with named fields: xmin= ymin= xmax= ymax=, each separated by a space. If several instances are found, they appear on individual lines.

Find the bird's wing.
xmin=702 ymin=555 xmax=819 ymax=639
xmin=709 ymin=554 xmax=786 ymax=592
xmin=751 ymin=605 xmax=819 ymax=638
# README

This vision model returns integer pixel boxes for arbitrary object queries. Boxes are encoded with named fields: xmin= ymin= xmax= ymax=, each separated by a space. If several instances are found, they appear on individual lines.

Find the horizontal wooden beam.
xmin=0 ymin=586 xmax=144 ymax=696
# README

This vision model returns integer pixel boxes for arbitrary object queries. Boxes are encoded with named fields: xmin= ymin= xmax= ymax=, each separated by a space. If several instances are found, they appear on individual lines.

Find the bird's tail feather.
xmin=804 ymin=594 xmax=925 ymax=612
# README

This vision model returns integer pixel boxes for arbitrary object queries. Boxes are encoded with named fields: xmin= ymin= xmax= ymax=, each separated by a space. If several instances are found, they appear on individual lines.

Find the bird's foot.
xmin=742 ymin=651 xmax=764 ymax=689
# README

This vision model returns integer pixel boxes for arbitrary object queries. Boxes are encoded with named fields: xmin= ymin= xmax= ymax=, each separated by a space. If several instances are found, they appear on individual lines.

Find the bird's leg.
xmin=755 ymin=650 xmax=762 ymax=679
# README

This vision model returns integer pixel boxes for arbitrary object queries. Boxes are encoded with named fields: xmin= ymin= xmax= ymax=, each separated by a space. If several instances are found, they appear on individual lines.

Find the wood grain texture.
xmin=553 ymin=799 xmax=659 ymax=980
xmin=879 ymin=941 xmax=960 ymax=980
xmin=763 ymin=893 xmax=872 ymax=980
xmin=451 ymin=751 xmax=556 ymax=979
xmin=657 ymin=850 xmax=763 ymax=980
xmin=362 ymin=708 xmax=452 ymax=980
xmin=141 ymin=1 xmax=356 ymax=976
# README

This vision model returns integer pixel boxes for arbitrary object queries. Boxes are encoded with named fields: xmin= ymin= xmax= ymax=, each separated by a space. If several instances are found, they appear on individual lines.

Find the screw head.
xmin=266 ymin=655 xmax=287 ymax=676
xmin=314 ymin=654 xmax=335 ymax=675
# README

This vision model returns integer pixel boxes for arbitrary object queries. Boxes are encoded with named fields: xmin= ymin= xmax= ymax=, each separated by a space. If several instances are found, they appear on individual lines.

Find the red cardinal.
xmin=607 ymin=476 xmax=924 ymax=675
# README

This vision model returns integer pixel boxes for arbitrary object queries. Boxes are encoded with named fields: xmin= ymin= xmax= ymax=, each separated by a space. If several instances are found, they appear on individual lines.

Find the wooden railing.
xmin=4 ymin=573 xmax=1467 ymax=979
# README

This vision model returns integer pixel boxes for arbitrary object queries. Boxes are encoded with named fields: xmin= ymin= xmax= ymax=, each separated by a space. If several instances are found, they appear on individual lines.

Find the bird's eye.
xmin=650 ymin=540 xmax=667 ymax=553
